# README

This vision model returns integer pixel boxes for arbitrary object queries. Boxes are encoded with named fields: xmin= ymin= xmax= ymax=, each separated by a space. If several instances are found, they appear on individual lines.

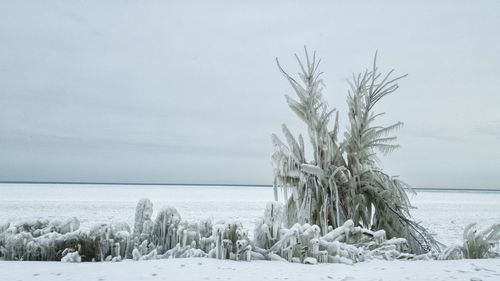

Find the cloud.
xmin=0 ymin=1 xmax=499 ymax=188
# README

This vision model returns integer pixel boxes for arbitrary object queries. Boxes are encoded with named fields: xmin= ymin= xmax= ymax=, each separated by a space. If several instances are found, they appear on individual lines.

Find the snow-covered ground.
xmin=0 ymin=184 xmax=272 ymax=239
xmin=1 ymin=257 xmax=499 ymax=281
xmin=1 ymin=183 xmax=499 ymax=245
xmin=0 ymin=183 xmax=499 ymax=281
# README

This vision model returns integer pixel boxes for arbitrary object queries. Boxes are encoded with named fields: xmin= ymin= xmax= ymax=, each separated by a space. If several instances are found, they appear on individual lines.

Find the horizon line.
xmin=0 ymin=180 xmax=498 ymax=192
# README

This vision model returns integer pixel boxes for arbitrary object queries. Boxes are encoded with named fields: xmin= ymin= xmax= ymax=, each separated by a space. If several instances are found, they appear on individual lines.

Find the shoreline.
xmin=0 ymin=181 xmax=498 ymax=193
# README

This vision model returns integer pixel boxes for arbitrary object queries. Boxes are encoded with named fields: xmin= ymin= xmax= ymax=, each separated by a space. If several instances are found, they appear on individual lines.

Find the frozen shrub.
xmin=152 ymin=207 xmax=181 ymax=254
xmin=61 ymin=250 xmax=81 ymax=263
xmin=438 ymin=245 xmax=463 ymax=260
xmin=254 ymin=201 xmax=284 ymax=250
xmin=139 ymin=249 xmax=157 ymax=260
xmin=5 ymin=231 xmax=33 ymax=260
xmin=208 ymin=220 xmax=247 ymax=260
xmin=272 ymin=48 xmax=439 ymax=254
xmin=114 ymin=230 xmax=131 ymax=259
xmin=463 ymin=223 xmax=500 ymax=259
xmin=133 ymin=198 xmax=154 ymax=242
xmin=177 ymin=221 xmax=200 ymax=248
xmin=198 ymin=218 xmax=213 ymax=253
xmin=252 ymin=206 xmax=417 ymax=264
xmin=2 ymin=196 xmax=496 ymax=264
xmin=132 ymin=248 xmax=141 ymax=261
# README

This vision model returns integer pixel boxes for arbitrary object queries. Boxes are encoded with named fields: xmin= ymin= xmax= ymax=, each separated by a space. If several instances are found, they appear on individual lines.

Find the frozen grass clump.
xmin=462 ymin=223 xmax=500 ymax=259
xmin=271 ymin=48 xmax=439 ymax=254
xmin=439 ymin=223 xmax=500 ymax=260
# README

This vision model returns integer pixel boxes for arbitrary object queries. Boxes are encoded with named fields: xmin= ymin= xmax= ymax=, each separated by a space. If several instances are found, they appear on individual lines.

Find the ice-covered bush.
xmin=1 ymin=198 xmax=497 ymax=263
xmin=133 ymin=198 xmax=154 ymax=243
xmin=251 ymin=204 xmax=423 ymax=264
xmin=152 ymin=207 xmax=181 ymax=254
xmin=462 ymin=223 xmax=500 ymax=258
xmin=130 ymin=201 xmax=210 ymax=259
xmin=271 ymin=48 xmax=439 ymax=254
xmin=254 ymin=201 xmax=284 ymax=250
xmin=208 ymin=220 xmax=249 ymax=260
xmin=61 ymin=250 xmax=81 ymax=263
xmin=440 ymin=223 xmax=500 ymax=260
xmin=0 ymin=217 xmax=133 ymax=262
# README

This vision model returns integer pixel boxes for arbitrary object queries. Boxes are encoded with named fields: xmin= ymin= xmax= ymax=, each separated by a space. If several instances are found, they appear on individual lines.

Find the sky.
xmin=0 ymin=1 xmax=499 ymax=189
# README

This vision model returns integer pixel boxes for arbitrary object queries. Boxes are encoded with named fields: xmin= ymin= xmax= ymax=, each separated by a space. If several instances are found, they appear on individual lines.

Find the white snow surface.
xmin=1 ymin=183 xmax=499 ymax=245
xmin=1 ymin=184 xmax=499 ymax=281
xmin=1 ymin=258 xmax=499 ymax=281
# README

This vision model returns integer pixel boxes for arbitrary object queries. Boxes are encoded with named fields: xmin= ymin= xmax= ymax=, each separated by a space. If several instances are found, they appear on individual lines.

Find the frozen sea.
xmin=1 ymin=183 xmax=500 ymax=281
xmin=0 ymin=183 xmax=499 ymax=246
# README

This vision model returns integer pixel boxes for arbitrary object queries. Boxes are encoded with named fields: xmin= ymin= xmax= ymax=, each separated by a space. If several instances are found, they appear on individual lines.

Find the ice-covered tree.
xmin=271 ymin=47 xmax=439 ymax=254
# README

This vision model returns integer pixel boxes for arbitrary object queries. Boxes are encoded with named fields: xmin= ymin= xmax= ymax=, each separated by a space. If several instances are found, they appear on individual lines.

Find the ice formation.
xmin=0 ymin=198 xmax=498 ymax=263
xmin=133 ymin=198 xmax=154 ymax=243
xmin=271 ymin=48 xmax=439 ymax=254
xmin=439 ymin=223 xmax=500 ymax=260
xmin=61 ymin=250 xmax=81 ymax=263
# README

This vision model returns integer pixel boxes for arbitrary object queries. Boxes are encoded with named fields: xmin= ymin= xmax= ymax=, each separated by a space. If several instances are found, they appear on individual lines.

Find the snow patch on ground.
xmin=1 ymin=258 xmax=499 ymax=281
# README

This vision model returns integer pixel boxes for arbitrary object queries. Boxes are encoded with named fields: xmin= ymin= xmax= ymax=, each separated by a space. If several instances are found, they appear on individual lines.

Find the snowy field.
xmin=1 ymin=183 xmax=499 ymax=245
xmin=2 ymin=258 xmax=500 ymax=281
xmin=0 ymin=183 xmax=499 ymax=280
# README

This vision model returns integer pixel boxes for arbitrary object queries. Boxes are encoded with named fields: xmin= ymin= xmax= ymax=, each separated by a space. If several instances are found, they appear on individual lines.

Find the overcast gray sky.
xmin=0 ymin=1 xmax=499 ymax=189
